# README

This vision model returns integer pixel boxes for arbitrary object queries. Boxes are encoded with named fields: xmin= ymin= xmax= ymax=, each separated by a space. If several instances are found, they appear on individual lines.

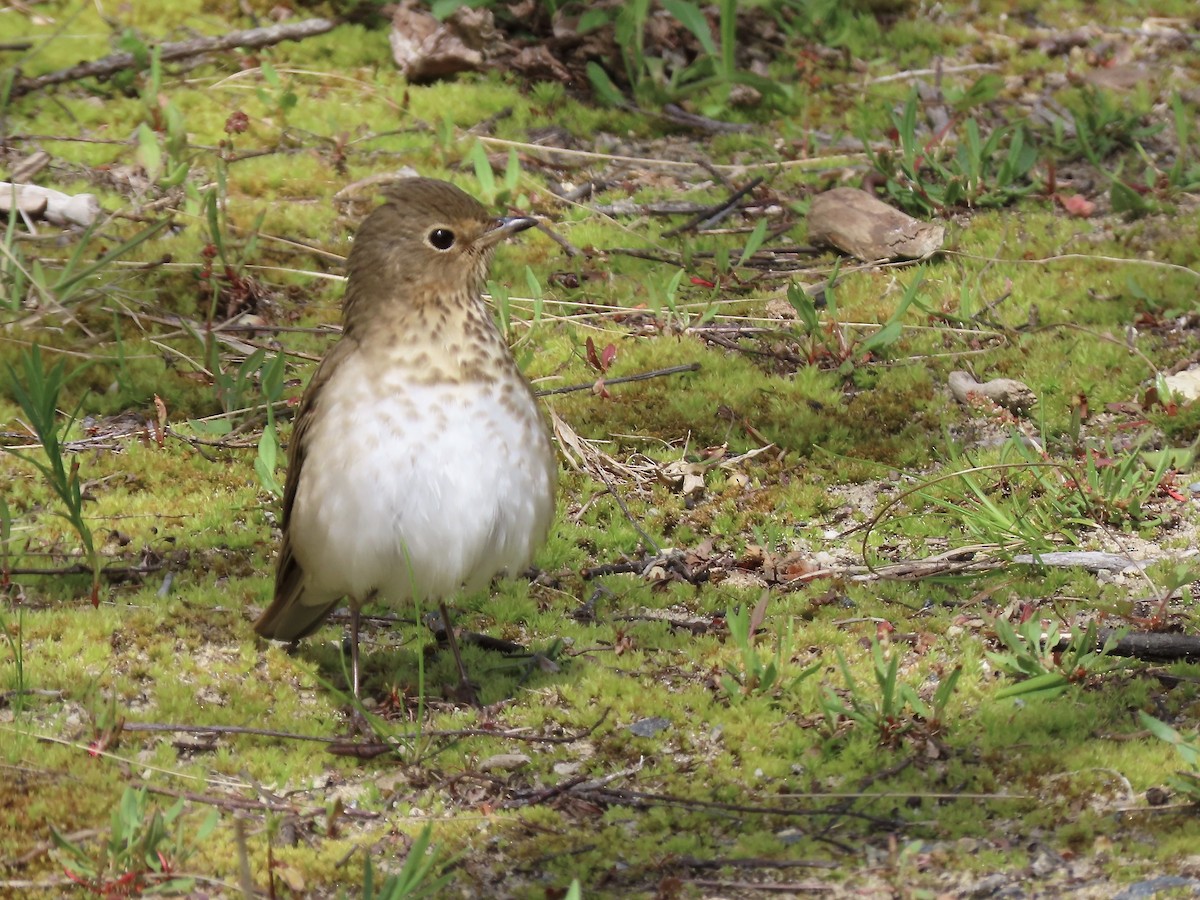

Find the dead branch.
xmin=1092 ymin=630 xmax=1200 ymax=663
xmin=663 ymin=177 xmax=764 ymax=237
xmin=141 ymin=782 xmax=382 ymax=820
xmin=10 ymin=18 xmax=336 ymax=99
xmin=536 ymin=362 xmax=700 ymax=397
xmin=661 ymin=103 xmax=753 ymax=134
xmin=669 ymin=856 xmax=837 ymax=872
xmin=3 ymin=560 xmax=168 ymax=579
xmin=326 ymin=708 xmax=611 ymax=758
xmin=594 ymin=200 xmax=715 ymax=217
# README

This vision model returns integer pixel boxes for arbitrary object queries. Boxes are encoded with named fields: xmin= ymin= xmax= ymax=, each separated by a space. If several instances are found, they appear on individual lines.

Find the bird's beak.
xmin=481 ymin=215 xmax=538 ymax=248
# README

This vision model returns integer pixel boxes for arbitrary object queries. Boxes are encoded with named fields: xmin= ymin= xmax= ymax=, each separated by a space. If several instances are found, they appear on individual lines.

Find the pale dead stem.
xmin=9 ymin=17 xmax=337 ymax=98
xmin=205 ymin=67 xmax=401 ymax=115
xmin=534 ymin=363 xmax=700 ymax=398
xmin=1 ymin=727 xmax=250 ymax=790
xmin=1 ymin=711 xmax=610 ymax=816
xmin=948 ymin=249 xmax=1200 ymax=281
xmin=857 ymin=63 xmax=1004 ymax=86
xmin=475 ymin=135 xmax=869 ymax=176
xmin=550 ymin=408 xmax=656 ymax=488
xmin=857 ymin=457 xmax=1165 ymax=597
xmin=550 ymin=409 xmax=662 ymax=552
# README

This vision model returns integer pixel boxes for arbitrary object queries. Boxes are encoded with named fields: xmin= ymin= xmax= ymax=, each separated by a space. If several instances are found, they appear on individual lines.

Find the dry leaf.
xmin=390 ymin=0 xmax=501 ymax=81
xmin=1056 ymin=193 xmax=1096 ymax=218
xmin=661 ymin=460 xmax=706 ymax=499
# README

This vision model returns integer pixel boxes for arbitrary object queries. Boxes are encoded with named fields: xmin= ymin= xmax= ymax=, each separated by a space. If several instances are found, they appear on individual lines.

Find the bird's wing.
xmin=253 ymin=338 xmax=358 ymax=641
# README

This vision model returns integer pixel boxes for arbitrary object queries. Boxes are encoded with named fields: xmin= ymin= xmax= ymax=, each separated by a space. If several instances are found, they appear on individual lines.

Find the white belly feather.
xmin=287 ymin=352 xmax=555 ymax=607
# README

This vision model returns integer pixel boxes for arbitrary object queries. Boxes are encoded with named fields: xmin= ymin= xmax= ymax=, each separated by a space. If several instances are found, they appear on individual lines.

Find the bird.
xmin=254 ymin=177 xmax=558 ymax=699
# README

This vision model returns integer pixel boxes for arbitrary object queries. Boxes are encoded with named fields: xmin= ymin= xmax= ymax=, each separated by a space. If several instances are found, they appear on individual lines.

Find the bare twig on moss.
xmin=119 ymin=711 xmax=611 ymax=754
xmin=534 ymin=220 xmax=582 ymax=258
xmin=662 ymin=177 xmax=764 ymax=237
xmin=661 ymin=103 xmax=754 ymax=134
xmin=536 ymin=362 xmax=699 ymax=397
xmin=326 ymin=708 xmax=611 ymax=758
xmin=140 ymin=783 xmax=382 ymax=820
xmin=3 ymin=561 xmax=168 ymax=579
xmin=549 ymin=180 xmax=608 ymax=203
xmin=594 ymin=200 xmax=716 ymax=217
xmin=1087 ymin=630 xmax=1200 ymax=663
xmin=10 ymin=18 xmax=335 ymax=99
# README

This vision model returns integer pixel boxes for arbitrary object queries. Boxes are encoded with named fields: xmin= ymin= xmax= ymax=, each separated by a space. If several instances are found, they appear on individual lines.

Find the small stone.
xmin=479 ymin=753 xmax=531 ymax=772
xmin=626 ymin=716 xmax=670 ymax=738
xmin=1146 ymin=786 xmax=1170 ymax=806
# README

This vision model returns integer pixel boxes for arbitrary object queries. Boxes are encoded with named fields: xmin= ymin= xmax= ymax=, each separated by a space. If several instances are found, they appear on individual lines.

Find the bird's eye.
xmin=427 ymin=228 xmax=456 ymax=251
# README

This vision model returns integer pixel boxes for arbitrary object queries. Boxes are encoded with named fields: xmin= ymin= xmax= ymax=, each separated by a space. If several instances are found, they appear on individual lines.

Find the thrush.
xmin=254 ymin=177 xmax=558 ymax=698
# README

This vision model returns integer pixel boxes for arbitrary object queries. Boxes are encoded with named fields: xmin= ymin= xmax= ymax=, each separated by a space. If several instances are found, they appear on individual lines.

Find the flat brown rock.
xmin=807 ymin=187 xmax=944 ymax=261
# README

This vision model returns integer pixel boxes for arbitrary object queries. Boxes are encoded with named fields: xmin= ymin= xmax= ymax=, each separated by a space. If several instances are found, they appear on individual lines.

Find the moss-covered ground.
xmin=2 ymin=1 xmax=1200 ymax=896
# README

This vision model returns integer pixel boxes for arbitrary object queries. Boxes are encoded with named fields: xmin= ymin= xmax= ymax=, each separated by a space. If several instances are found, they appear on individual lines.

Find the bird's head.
xmin=342 ymin=177 xmax=535 ymax=328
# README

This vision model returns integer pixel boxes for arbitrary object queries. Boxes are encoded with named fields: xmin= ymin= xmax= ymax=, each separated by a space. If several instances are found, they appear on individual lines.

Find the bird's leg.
xmin=438 ymin=601 xmax=479 ymax=707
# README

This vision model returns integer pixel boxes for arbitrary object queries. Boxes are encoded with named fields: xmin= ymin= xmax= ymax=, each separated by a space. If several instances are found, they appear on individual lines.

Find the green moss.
xmin=3 ymin=0 xmax=1200 ymax=894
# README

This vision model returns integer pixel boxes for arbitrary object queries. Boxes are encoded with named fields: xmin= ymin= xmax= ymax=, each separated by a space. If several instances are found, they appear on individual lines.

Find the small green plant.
xmin=910 ymin=458 xmax=1063 ymax=558
xmin=108 ymin=27 xmax=152 ymax=95
xmin=254 ymin=350 xmax=287 ymax=497
xmin=865 ymin=91 xmax=1039 ymax=215
xmin=4 ymin=345 xmax=100 ymax=603
xmin=1119 ymin=104 xmax=1200 ymax=208
xmin=1165 ymin=92 xmax=1200 ymax=191
xmin=0 ymin=214 xmax=169 ymax=316
xmin=821 ymin=639 xmax=960 ymax=746
xmin=736 ymin=217 xmax=770 ymax=269
xmin=645 ymin=267 xmax=687 ymax=328
xmin=989 ymin=617 xmax=1128 ymax=699
xmin=906 ymin=427 xmax=1173 ymax=566
xmin=197 ymin=176 xmax=266 ymax=325
xmin=133 ymin=47 xmax=191 ymax=189
xmin=0 ymin=201 xmax=29 ymax=312
xmin=1002 ymin=432 xmax=1174 ymax=531
xmin=255 ymin=422 xmax=284 ymax=497
xmin=0 ymin=606 xmax=27 ymax=715
xmin=524 ymin=265 xmax=544 ymax=326
xmin=0 ymin=492 xmax=11 ymax=580
xmin=1064 ymin=442 xmax=1173 ymax=529
xmin=785 ymin=267 xmax=918 ymax=368
xmin=256 ymin=59 xmax=298 ymax=124
xmin=175 ymin=336 xmax=286 ymax=492
xmin=1051 ymin=86 xmax=1159 ymax=165
xmin=1040 ymin=85 xmax=1169 ymax=216
xmin=1140 ymin=712 xmax=1200 ymax=803
xmin=774 ymin=0 xmax=878 ymax=55
xmin=357 ymin=824 xmax=455 ymax=899
xmin=487 ymin=278 xmax=513 ymax=339
xmin=469 ymin=141 xmax=524 ymax=209
xmin=721 ymin=595 xmax=819 ymax=703
xmin=196 ymin=344 xmax=286 ymax=422
xmin=50 ymin=786 xmax=219 ymax=896
xmin=585 ymin=0 xmax=786 ymax=111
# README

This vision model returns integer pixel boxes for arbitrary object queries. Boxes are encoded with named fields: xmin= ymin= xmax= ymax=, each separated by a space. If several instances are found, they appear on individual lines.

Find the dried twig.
xmin=663 ymin=177 xmax=764 ymax=237
xmin=1089 ymin=630 xmax=1200 ymax=663
xmin=3 ymin=561 xmax=168 ymax=579
xmin=536 ymin=362 xmax=700 ymax=397
xmin=661 ymin=103 xmax=754 ymax=134
xmin=327 ymin=708 xmax=611 ymax=758
xmin=11 ymin=18 xmax=335 ymax=98
xmin=593 ymin=200 xmax=716 ymax=217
